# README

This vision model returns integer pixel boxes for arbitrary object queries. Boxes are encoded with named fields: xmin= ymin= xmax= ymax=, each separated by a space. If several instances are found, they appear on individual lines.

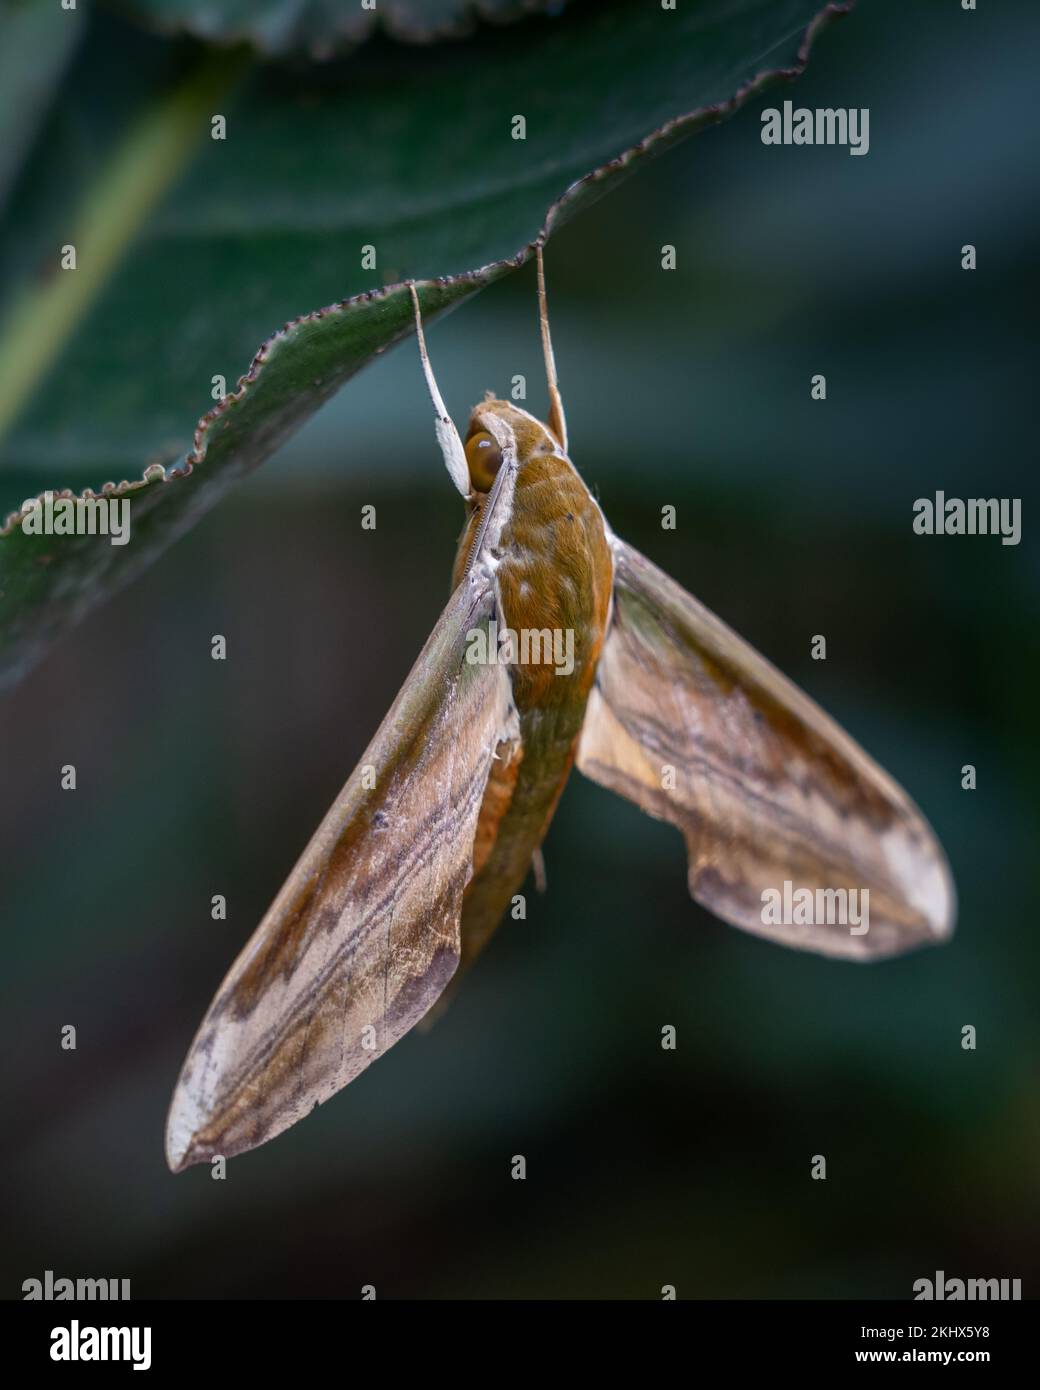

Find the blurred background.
xmin=2 ymin=0 xmax=1039 ymax=1298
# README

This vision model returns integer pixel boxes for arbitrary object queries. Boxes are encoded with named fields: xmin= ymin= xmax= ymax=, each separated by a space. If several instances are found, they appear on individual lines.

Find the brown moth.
xmin=165 ymin=250 xmax=955 ymax=1172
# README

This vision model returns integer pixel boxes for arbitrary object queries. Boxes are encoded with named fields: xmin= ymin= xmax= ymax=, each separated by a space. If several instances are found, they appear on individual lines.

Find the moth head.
xmin=463 ymin=427 xmax=504 ymax=493
xmin=465 ymin=399 xmax=559 ymax=491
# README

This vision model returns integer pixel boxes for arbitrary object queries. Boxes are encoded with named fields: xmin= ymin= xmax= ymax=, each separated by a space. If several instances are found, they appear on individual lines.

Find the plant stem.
xmin=0 ymin=46 xmax=252 ymax=444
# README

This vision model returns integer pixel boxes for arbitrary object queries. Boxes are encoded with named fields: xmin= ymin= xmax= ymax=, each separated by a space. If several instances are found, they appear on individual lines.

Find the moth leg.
xmin=531 ymin=846 xmax=547 ymax=894
xmin=408 ymin=282 xmax=470 ymax=498
xmin=536 ymin=243 xmax=568 ymax=456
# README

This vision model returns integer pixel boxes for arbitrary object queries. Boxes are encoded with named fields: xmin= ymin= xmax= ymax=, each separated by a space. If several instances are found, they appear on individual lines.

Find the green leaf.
xmin=113 ymin=0 xmax=572 ymax=59
xmin=0 ymin=0 xmax=85 ymax=207
xmin=0 ymin=0 xmax=850 ymax=688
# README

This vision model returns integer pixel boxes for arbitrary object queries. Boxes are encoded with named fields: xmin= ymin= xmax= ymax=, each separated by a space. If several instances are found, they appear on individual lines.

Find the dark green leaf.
xmin=112 ymin=0 xmax=571 ymax=59
xmin=0 ymin=0 xmax=85 ymax=207
xmin=0 ymin=0 xmax=850 ymax=688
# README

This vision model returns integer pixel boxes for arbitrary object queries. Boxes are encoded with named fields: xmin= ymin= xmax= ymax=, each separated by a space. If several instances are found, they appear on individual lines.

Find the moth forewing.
xmin=165 ymin=568 xmax=516 ymax=1172
xmin=576 ymin=533 xmax=955 ymax=960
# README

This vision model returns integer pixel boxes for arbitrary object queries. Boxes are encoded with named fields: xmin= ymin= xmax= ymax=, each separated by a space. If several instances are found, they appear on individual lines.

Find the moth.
xmin=166 ymin=250 xmax=955 ymax=1172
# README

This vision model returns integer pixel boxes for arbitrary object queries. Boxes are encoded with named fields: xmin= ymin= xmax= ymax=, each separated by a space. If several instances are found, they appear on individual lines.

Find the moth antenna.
xmin=409 ymin=282 xmax=470 ymax=498
xmin=536 ymin=243 xmax=568 ymax=455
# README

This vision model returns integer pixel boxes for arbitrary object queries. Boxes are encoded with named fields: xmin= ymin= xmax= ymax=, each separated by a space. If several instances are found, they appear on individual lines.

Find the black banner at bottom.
xmin=2 ymin=1297 xmax=1033 ymax=1375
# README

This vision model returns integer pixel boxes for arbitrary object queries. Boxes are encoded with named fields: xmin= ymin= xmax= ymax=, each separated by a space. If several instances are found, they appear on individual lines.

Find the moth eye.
xmin=464 ymin=431 xmax=502 ymax=492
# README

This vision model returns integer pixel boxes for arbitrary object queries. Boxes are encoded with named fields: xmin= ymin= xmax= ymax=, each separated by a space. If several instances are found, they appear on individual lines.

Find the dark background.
xmin=3 ymin=0 xmax=1038 ymax=1298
